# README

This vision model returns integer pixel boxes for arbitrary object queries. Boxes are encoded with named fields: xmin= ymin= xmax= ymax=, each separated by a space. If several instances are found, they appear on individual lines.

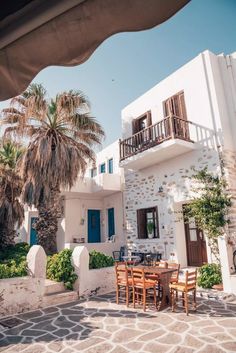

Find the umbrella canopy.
xmin=0 ymin=0 xmax=190 ymax=101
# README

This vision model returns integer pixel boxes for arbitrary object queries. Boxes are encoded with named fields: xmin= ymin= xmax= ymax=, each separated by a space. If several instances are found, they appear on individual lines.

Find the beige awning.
xmin=0 ymin=0 xmax=190 ymax=101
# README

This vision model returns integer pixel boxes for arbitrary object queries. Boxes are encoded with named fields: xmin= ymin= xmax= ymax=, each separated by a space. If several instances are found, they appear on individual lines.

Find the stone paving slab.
xmin=0 ymin=292 xmax=236 ymax=352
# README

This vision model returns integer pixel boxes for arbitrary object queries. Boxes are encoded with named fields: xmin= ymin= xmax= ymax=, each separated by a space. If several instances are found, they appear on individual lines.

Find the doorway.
xmin=30 ymin=217 xmax=38 ymax=245
xmin=108 ymin=208 xmax=115 ymax=239
xmin=184 ymin=212 xmax=207 ymax=267
xmin=88 ymin=210 xmax=101 ymax=243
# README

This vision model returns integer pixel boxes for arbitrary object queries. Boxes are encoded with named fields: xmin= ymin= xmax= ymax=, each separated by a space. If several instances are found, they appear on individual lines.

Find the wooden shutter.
xmin=137 ymin=209 xmax=147 ymax=239
xmin=179 ymin=91 xmax=187 ymax=120
xmin=163 ymin=91 xmax=187 ymax=120
xmin=132 ymin=119 xmax=138 ymax=134
xmin=146 ymin=111 xmax=152 ymax=126
xmin=163 ymin=98 xmax=172 ymax=117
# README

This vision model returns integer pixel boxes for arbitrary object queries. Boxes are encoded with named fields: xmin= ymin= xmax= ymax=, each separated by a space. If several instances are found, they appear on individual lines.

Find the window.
xmin=90 ymin=167 xmax=97 ymax=178
xmin=99 ymin=163 xmax=106 ymax=174
xmin=163 ymin=91 xmax=187 ymax=120
xmin=108 ymin=158 xmax=113 ymax=174
xmin=137 ymin=207 xmax=159 ymax=239
xmin=132 ymin=111 xmax=152 ymax=134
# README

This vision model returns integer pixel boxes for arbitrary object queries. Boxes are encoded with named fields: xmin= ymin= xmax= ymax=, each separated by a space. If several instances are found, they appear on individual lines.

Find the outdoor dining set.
xmin=114 ymin=254 xmax=197 ymax=315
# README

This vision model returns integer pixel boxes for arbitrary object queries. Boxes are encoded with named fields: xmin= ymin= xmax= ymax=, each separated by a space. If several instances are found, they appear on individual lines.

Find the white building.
xmin=21 ymin=50 xmax=236 ymax=290
xmin=120 ymin=50 xmax=236 ymax=270
xmin=22 ymin=140 xmax=125 ymax=256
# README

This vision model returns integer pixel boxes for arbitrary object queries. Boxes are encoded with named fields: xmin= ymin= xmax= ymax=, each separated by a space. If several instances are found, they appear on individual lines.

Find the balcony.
xmin=63 ymin=173 xmax=122 ymax=196
xmin=119 ymin=116 xmax=195 ymax=170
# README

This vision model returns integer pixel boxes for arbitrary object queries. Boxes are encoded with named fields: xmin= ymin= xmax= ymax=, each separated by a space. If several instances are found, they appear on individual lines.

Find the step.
xmin=43 ymin=290 xmax=78 ymax=307
xmin=44 ymin=279 xmax=65 ymax=295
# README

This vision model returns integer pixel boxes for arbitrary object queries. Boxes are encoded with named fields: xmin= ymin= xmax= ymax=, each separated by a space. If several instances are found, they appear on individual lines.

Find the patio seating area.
xmin=0 ymin=291 xmax=236 ymax=353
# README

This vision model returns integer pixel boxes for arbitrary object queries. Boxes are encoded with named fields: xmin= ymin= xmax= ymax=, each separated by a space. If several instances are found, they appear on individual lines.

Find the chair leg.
xmin=182 ymin=291 xmax=185 ymax=307
xmin=184 ymin=291 xmax=189 ymax=315
xmin=154 ymin=286 xmax=157 ymax=309
xmin=193 ymin=289 xmax=197 ymax=311
xmin=116 ymin=285 xmax=119 ymax=304
xmin=175 ymin=289 xmax=178 ymax=301
xmin=143 ymin=288 xmax=146 ymax=312
xmin=133 ymin=287 xmax=135 ymax=308
xmin=171 ymin=289 xmax=175 ymax=312
xmin=126 ymin=286 xmax=129 ymax=307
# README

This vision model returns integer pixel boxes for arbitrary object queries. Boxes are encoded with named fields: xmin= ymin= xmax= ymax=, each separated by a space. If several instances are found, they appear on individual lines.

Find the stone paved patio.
xmin=0 ymin=292 xmax=236 ymax=353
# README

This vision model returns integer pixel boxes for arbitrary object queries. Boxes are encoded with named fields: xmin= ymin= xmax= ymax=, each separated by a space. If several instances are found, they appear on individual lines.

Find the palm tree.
xmin=1 ymin=83 xmax=104 ymax=254
xmin=0 ymin=140 xmax=24 ymax=249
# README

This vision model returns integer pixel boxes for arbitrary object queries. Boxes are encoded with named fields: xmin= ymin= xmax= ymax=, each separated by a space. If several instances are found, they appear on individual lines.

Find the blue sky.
xmin=0 ymin=0 xmax=236 ymax=146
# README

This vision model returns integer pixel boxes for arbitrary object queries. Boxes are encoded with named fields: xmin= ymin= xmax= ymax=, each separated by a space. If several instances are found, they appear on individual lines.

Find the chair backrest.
xmin=168 ymin=263 xmax=180 ymax=282
xmin=154 ymin=261 xmax=168 ymax=268
xmin=113 ymin=251 xmax=121 ymax=261
xmin=185 ymin=269 xmax=197 ymax=288
xmin=115 ymin=262 xmax=128 ymax=284
xmin=131 ymin=267 xmax=145 ymax=286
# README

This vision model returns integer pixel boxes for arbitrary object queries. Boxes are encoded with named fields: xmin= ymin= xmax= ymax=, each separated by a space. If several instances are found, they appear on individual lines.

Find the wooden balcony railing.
xmin=119 ymin=115 xmax=193 ymax=161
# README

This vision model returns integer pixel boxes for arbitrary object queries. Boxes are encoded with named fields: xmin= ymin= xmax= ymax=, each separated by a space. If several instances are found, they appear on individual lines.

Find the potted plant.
xmin=147 ymin=221 xmax=154 ymax=239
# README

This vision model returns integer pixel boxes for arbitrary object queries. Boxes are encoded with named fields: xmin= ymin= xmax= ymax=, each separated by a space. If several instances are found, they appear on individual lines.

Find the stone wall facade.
xmin=124 ymin=146 xmax=220 ymax=265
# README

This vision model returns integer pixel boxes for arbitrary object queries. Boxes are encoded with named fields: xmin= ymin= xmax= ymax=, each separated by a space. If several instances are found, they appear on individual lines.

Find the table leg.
xmin=158 ymin=272 xmax=172 ymax=310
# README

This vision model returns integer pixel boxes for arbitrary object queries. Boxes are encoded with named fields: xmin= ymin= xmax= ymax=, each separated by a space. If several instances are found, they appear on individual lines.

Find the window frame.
xmin=136 ymin=206 xmax=159 ymax=239
xmin=99 ymin=163 xmax=106 ymax=174
xmin=163 ymin=90 xmax=187 ymax=120
xmin=108 ymin=158 xmax=113 ymax=174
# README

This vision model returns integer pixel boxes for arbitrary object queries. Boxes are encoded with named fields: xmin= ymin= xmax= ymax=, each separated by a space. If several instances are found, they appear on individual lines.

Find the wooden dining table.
xmin=133 ymin=265 xmax=177 ymax=310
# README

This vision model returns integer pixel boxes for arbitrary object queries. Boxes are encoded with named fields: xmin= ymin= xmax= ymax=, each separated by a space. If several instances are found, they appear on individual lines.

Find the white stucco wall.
xmin=121 ymin=50 xmax=236 ymax=267
xmin=0 ymin=277 xmax=45 ymax=316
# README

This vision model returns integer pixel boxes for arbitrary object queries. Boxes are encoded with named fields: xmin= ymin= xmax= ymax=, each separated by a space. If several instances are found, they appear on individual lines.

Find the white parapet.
xmin=218 ymin=234 xmax=236 ymax=294
xmin=71 ymin=246 xmax=115 ymax=297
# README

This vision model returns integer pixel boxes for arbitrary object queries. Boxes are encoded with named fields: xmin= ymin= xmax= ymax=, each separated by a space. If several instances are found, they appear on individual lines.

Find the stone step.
xmin=44 ymin=279 xmax=65 ymax=295
xmin=43 ymin=290 xmax=78 ymax=307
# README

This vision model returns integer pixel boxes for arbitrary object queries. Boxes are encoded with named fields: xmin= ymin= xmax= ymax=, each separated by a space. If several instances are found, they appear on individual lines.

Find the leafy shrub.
xmin=47 ymin=249 xmax=77 ymax=290
xmin=0 ymin=243 xmax=29 ymax=279
xmin=0 ymin=259 xmax=27 ymax=279
xmin=197 ymin=263 xmax=222 ymax=289
xmin=89 ymin=250 xmax=114 ymax=269
xmin=0 ymin=242 xmax=30 ymax=264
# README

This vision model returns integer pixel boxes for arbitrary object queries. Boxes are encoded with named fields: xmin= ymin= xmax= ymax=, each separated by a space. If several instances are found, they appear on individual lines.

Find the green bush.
xmin=47 ymin=249 xmax=77 ymax=290
xmin=89 ymin=250 xmax=114 ymax=269
xmin=0 ymin=243 xmax=29 ymax=279
xmin=0 ymin=259 xmax=27 ymax=279
xmin=197 ymin=263 xmax=222 ymax=289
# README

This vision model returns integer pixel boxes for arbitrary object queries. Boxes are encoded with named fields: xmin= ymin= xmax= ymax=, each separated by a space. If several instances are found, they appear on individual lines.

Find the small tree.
xmin=184 ymin=167 xmax=231 ymax=260
xmin=0 ymin=141 xmax=24 ymax=248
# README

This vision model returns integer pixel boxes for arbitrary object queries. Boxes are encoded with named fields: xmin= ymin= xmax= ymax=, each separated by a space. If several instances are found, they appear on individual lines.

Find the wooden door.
xmin=88 ymin=210 xmax=101 ymax=243
xmin=184 ymin=215 xmax=207 ymax=267
xmin=30 ymin=217 xmax=38 ymax=245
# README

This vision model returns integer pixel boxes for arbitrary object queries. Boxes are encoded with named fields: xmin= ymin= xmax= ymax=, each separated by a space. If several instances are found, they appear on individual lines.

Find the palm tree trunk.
xmin=34 ymin=188 xmax=62 ymax=255
xmin=0 ymin=223 xmax=15 ymax=249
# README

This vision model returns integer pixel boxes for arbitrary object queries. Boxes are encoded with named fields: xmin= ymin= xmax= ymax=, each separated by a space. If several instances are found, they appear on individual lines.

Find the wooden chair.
xmin=131 ymin=267 xmax=157 ymax=311
xmin=115 ymin=262 xmax=132 ymax=307
xmin=170 ymin=269 xmax=197 ymax=315
xmin=168 ymin=263 xmax=180 ymax=284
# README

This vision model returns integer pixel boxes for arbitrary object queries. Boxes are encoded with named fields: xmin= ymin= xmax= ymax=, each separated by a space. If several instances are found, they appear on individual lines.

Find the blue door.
xmin=108 ymin=208 xmax=115 ymax=239
xmin=30 ymin=217 xmax=38 ymax=245
xmin=88 ymin=210 xmax=101 ymax=243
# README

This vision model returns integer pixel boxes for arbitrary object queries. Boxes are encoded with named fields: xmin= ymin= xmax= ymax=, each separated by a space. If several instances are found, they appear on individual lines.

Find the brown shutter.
xmin=146 ymin=111 xmax=152 ymax=126
xmin=132 ymin=119 xmax=138 ymax=134
xmin=163 ymin=98 xmax=172 ymax=117
xmin=137 ymin=209 xmax=147 ymax=239
xmin=179 ymin=91 xmax=187 ymax=120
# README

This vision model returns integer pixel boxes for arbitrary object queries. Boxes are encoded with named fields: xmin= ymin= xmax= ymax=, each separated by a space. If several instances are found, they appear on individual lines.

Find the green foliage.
xmin=197 ymin=263 xmax=222 ymax=289
xmin=46 ymin=249 xmax=77 ymax=290
xmin=89 ymin=250 xmax=114 ymax=269
xmin=147 ymin=221 xmax=154 ymax=234
xmin=0 ymin=259 xmax=27 ymax=279
xmin=185 ymin=168 xmax=231 ymax=258
xmin=0 ymin=243 xmax=29 ymax=279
